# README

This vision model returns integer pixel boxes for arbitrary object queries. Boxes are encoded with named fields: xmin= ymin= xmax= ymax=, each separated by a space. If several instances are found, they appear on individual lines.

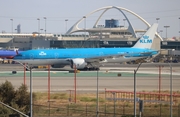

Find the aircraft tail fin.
xmin=132 ymin=23 xmax=158 ymax=49
xmin=16 ymin=50 xmax=19 ymax=55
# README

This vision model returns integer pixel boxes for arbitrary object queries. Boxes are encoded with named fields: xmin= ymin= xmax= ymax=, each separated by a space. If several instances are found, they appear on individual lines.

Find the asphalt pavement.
xmin=0 ymin=63 xmax=179 ymax=92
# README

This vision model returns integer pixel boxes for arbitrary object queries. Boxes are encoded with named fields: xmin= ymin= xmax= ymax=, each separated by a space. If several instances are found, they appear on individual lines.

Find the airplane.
xmin=13 ymin=23 xmax=159 ymax=70
xmin=0 ymin=49 xmax=23 ymax=59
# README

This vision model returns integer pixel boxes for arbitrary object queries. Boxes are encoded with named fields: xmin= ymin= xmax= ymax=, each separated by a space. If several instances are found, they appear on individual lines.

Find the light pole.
xmin=44 ymin=17 xmax=47 ymax=39
xmin=134 ymin=63 xmax=142 ymax=117
xmin=99 ymin=25 xmax=103 ymax=39
xmin=159 ymin=30 xmax=163 ymax=38
xmin=74 ymin=64 xmax=77 ymax=103
xmin=119 ymin=19 xmax=121 ymax=37
xmin=96 ymin=69 xmax=99 ymax=117
xmin=169 ymin=50 xmax=174 ymax=117
xmin=37 ymin=18 xmax=40 ymax=36
xmin=65 ymin=19 xmax=68 ymax=32
xmin=10 ymin=19 xmax=13 ymax=46
xmin=29 ymin=66 xmax=32 ymax=117
xmin=15 ymin=29 xmax=17 ymax=33
xmin=164 ymin=26 xmax=170 ymax=39
xmin=109 ymin=20 xmax=113 ymax=35
xmin=179 ymin=17 xmax=180 ymax=39
xmin=40 ymin=29 xmax=43 ymax=34
xmin=123 ymin=19 xmax=126 ymax=27
xmin=156 ymin=18 xmax=160 ymax=23
xmin=83 ymin=16 xmax=86 ymax=41
xmin=123 ymin=19 xmax=126 ymax=36
xmin=156 ymin=18 xmax=160 ymax=32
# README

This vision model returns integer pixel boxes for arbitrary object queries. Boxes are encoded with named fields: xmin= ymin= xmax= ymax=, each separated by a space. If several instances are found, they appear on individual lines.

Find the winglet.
xmin=132 ymin=23 xmax=158 ymax=49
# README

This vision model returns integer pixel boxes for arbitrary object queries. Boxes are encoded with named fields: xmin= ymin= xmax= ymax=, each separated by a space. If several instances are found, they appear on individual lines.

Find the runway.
xmin=0 ymin=63 xmax=179 ymax=92
xmin=1 ymin=76 xmax=179 ymax=92
xmin=0 ymin=62 xmax=180 ymax=72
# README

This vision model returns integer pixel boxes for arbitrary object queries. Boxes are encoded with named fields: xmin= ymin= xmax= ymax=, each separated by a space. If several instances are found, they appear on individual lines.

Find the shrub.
xmin=0 ymin=81 xmax=31 ymax=114
xmin=0 ymin=80 xmax=15 ymax=105
xmin=15 ymin=84 xmax=30 ymax=112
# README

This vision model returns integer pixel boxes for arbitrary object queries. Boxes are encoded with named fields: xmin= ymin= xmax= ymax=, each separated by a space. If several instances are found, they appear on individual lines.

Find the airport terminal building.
xmin=0 ymin=6 xmax=180 ymax=59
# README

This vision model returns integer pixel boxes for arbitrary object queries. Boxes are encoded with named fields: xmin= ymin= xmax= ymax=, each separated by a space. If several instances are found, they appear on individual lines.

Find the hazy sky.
xmin=0 ymin=0 xmax=180 ymax=38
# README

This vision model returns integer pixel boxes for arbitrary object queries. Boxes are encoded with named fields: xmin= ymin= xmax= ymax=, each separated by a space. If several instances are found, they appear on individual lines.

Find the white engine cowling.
xmin=70 ymin=58 xmax=87 ymax=69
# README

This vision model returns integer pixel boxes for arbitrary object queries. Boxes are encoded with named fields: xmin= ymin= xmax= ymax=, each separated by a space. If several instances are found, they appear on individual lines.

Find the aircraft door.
xmin=55 ymin=53 xmax=59 ymax=59
xmin=99 ymin=52 xmax=104 ymax=56
xmin=30 ymin=53 xmax=34 ymax=59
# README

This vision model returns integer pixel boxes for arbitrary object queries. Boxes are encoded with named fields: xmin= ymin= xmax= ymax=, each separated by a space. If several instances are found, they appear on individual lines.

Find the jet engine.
xmin=70 ymin=58 xmax=87 ymax=69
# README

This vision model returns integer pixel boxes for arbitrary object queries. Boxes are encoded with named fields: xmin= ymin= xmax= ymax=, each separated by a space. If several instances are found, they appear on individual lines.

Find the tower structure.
xmin=65 ymin=6 xmax=163 ymax=41
xmin=17 ymin=24 xmax=21 ymax=34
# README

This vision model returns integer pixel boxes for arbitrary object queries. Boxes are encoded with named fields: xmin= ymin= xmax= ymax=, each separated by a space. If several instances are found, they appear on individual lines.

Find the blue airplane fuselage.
xmin=13 ymin=48 xmax=158 ymax=66
xmin=14 ymin=48 xmax=157 ymax=59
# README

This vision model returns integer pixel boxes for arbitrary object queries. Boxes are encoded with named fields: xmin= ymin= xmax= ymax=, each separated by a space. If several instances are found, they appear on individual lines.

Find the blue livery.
xmin=14 ymin=23 xmax=159 ymax=69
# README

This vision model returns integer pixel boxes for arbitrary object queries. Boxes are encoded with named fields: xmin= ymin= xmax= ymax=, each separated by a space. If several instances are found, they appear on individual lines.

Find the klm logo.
xmin=140 ymin=35 xmax=152 ymax=43
xmin=39 ymin=51 xmax=47 ymax=56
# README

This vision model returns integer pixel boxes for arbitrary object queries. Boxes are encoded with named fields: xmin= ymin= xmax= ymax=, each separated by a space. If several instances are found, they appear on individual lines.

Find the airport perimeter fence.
xmin=31 ymin=103 xmax=180 ymax=117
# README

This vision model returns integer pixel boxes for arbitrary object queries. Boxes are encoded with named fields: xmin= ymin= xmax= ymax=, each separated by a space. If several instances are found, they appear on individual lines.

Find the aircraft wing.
xmin=140 ymin=52 xmax=152 ymax=55
xmin=140 ymin=50 xmax=159 ymax=56
xmin=84 ymin=51 xmax=156 ymax=63
xmin=84 ymin=53 xmax=128 ymax=63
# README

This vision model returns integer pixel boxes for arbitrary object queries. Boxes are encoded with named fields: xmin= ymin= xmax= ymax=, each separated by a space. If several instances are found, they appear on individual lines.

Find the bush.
xmin=0 ymin=105 xmax=11 ymax=115
xmin=15 ymin=84 xmax=30 ymax=112
xmin=0 ymin=80 xmax=15 ymax=105
xmin=0 ymin=81 xmax=31 ymax=114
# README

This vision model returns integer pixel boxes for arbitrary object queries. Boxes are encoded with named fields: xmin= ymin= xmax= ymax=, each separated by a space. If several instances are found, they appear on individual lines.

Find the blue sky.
xmin=0 ymin=0 xmax=180 ymax=38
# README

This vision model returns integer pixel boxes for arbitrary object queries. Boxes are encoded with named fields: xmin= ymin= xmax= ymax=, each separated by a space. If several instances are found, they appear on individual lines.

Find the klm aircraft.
xmin=14 ymin=23 xmax=159 ymax=70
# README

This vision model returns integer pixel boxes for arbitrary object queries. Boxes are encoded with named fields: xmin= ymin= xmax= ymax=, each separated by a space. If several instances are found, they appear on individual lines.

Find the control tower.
xmin=17 ymin=24 xmax=21 ymax=34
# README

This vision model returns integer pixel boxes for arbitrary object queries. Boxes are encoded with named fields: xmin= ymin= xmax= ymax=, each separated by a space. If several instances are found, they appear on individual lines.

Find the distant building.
xmin=105 ymin=19 xmax=119 ymax=28
xmin=17 ymin=24 xmax=21 ymax=34
xmin=1 ymin=5 xmax=179 ymax=52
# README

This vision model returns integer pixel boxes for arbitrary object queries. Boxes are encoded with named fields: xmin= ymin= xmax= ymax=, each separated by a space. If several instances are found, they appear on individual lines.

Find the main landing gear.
xmin=80 ymin=67 xmax=100 ymax=71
